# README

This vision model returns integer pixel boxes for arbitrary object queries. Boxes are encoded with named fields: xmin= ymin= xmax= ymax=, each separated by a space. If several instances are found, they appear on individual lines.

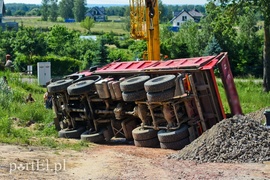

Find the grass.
xmin=0 ymin=71 xmax=268 ymax=149
xmin=217 ymin=78 xmax=269 ymax=114
xmin=4 ymin=16 xmax=128 ymax=35
xmin=0 ymin=71 xmax=91 ymax=150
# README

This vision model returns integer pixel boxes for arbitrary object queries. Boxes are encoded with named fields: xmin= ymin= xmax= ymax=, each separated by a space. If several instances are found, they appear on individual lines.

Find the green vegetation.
xmin=217 ymin=79 xmax=269 ymax=114
xmin=4 ymin=16 xmax=128 ymax=34
xmin=0 ymin=72 xmax=90 ymax=150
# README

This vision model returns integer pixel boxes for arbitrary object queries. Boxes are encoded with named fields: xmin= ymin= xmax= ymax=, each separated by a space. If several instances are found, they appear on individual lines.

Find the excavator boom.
xmin=129 ymin=0 xmax=160 ymax=60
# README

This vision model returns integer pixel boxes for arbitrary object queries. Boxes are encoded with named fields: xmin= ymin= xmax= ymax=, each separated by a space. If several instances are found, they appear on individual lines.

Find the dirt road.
xmin=0 ymin=141 xmax=269 ymax=180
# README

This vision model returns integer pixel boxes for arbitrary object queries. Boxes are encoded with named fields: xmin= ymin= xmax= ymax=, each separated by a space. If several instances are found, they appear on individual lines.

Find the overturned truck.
xmin=47 ymin=52 xmax=242 ymax=150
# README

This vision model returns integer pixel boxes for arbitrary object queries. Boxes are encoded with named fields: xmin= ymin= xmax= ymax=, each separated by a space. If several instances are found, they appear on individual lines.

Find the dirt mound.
xmin=170 ymin=115 xmax=270 ymax=163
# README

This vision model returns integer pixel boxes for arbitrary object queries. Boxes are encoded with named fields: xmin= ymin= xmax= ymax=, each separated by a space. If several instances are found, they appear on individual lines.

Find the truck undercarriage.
xmin=47 ymin=52 xmax=242 ymax=150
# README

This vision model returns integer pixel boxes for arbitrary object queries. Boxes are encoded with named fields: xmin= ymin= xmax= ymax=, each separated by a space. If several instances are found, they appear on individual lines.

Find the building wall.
xmin=172 ymin=11 xmax=194 ymax=27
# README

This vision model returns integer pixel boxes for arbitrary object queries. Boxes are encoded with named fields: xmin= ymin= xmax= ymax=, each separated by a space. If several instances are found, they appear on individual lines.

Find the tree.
xmin=97 ymin=36 xmax=109 ymax=65
xmin=122 ymin=7 xmax=130 ymax=32
xmin=200 ymin=2 xmax=238 ymax=73
xmin=5 ymin=9 xmax=12 ymax=16
xmin=41 ymin=0 xmax=50 ymax=21
xmin=12 ymin=27 xmax=47 ymax=65
xmin=59 ymin=0 xmax=74 ymax=19
xmin=49 ymin=0 xmax=58 ymax=22
xmin=46 ymin=25 xmax=78 ymax=56
xmin=14 ymin=10 xmax=26 ymax=16
xmin=204 ymin=36 xmax=222 ymax=56
xmin=176 ymin=21 xmax=207 ymax=57
xmin=26 ymin=8 xmax=41 ymax=16
xmin=80 ymin=17 xmax=95 ymax=33
xmin=235 ymin=8 xmax=263 ymax=76
xmin=73 ymin=0 xmax=86 ymax=22
xmin=211 ymin=0 xmax=270 ymax=91
xmin=108 ymin=48 xmax=131 ymax=62
xmin=0 ymin=30 xmax=17 ymax=59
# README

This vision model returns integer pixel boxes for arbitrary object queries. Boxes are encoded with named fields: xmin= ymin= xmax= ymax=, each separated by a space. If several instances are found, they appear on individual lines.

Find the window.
xmin=182 ymin=16 xmax=187 ymax=21
xmin=177 ymin=22 xmax=180 ymax=26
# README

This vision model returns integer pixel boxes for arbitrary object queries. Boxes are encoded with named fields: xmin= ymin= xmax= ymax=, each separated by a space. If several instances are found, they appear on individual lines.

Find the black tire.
xmin=132 ymin=127 xmax=158 ymax=141
xmin=47 ymin=79 xmax=73 ymax=93
xmin=160 ymin=137 xmax=190 ymax=150
xmin=103 ymin=126 xmax=114 ymax=141
xmin=81 ymin=130 xmax=105 ymax=143
xmin=134 ymin=137 xmax=160 ymax=148
xmin=65 ymin=74 xmax=84 ymax=81
xmin=120 ymin=76 xmax=150 ymax=92
xmin=147 ymin=87 xmax=175 ymax=102
xmin=73 ymin=75 xmax=101 ymax=83
xmin=122 ymin=89 xmax=146 ymax=102
xmin=67 ymin=80 xmax=95 ymax=95
xmin=144 ymin=75 xmax=176 ymax=93
xmin=158 ymin=125 xmax=189 ymax=143
xmin=58 ymin=126 xmax=86 ymax=139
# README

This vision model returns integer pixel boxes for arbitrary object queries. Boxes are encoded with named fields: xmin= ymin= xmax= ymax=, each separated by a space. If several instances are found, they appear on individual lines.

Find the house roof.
xmin=170 ymin=10 xmax=193 ymax=22
xmin=86 ymin=6 xmax=106 ymax=16
xmin=170 ymin=9 xmax=203 ymax=23
xmin=188 ymin=9 xmax=204 ymax=18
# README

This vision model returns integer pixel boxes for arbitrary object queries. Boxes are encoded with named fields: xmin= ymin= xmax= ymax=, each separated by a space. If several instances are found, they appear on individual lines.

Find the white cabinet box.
xmin=37 ymin=62 xmax=51 ymax=86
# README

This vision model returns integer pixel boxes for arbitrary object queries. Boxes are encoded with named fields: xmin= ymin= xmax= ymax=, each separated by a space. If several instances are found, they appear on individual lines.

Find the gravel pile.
xmin=169 ymin=115 xmax=270 ymax=163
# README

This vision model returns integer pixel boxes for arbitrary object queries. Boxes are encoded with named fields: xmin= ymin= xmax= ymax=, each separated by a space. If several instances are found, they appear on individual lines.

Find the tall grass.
xmin=217 ymin=78 xmax=269 ymax=114
xmin=0 ymin=72 xmax=87 ymax=150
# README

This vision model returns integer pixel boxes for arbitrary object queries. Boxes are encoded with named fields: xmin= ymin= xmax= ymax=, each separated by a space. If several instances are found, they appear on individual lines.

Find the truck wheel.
xmin=144 ymin=75 xmax=175 ymax=93
xmin=160 ymin=137 xmax=190 ymax=150
xmin=58 ymin=126 xmax=85 ymax=139
xmin=73 ymin=75 xmax=101 ymax=83
xmin=132 ymin=127 xmax=158 ymax=141
xmin=134 ymin=137 xmax=160 ymax=148
xmin=146 ymin=87 xmax=175 ymax=102
xmin=122 ymin=89 xmax=146 ymax=102
xmin=47 ymin=79 xmax=73 ymax=93
xmin=103 ymin=126 xmax=114 ymax=141
xmin=67 ymin=80 xmax=95 ymax=95
xmin=120 ymin=76 xmax=150 ymax=92
xmin=81 ymin=130 xmax=105 ymax=143
xmin=158 ymin=124 xmax=189 ymax=143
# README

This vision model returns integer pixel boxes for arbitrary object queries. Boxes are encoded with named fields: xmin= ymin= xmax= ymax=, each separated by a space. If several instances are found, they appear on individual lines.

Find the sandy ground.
xmin=0 ymin=140 xmax=269 ymax=180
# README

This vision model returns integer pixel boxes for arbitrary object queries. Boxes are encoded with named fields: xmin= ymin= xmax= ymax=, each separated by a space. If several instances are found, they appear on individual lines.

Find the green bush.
xmin=32 ymin=55 xmax=82 ymax=76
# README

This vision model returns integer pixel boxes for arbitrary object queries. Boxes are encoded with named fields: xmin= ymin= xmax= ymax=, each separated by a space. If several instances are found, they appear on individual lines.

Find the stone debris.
xmin=169 ymin=115 xmax=270 ymax=163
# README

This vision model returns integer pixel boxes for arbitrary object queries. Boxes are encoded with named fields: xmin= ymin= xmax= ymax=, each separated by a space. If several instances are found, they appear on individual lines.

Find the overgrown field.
xmin=0 ymin=71 xmax=268 ymax=149
xmin=4 ymin=16 xmax=128 ymax=35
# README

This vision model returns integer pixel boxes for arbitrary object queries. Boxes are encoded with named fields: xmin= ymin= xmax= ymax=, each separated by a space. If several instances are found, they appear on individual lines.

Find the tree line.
xmin=2 ymin=1 xmax=268 ymax=89
xmin=5 ymin=2 xmax=205 ymax=23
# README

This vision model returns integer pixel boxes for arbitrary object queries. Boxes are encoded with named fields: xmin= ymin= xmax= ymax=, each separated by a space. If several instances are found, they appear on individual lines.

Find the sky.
xmin=4 ymin=0 xmax=208 ymax=5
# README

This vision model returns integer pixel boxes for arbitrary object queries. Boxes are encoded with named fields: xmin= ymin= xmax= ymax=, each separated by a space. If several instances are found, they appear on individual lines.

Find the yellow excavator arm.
xmin=129 ymin=0 xmax=160 ymax=60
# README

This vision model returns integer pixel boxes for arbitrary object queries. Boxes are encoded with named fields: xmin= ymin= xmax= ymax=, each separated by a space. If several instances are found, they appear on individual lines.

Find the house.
xmin=170 ymin=9 xmax=204 ymax=29
xmin=86 ymin=7 xmax=106 ymax=22
xmin=0 ymin=0 xmax=18 ymax=30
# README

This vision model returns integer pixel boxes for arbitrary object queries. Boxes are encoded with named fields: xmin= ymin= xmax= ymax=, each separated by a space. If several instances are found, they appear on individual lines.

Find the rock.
xmin=170 ymin=114 xmax=270 ymax=163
